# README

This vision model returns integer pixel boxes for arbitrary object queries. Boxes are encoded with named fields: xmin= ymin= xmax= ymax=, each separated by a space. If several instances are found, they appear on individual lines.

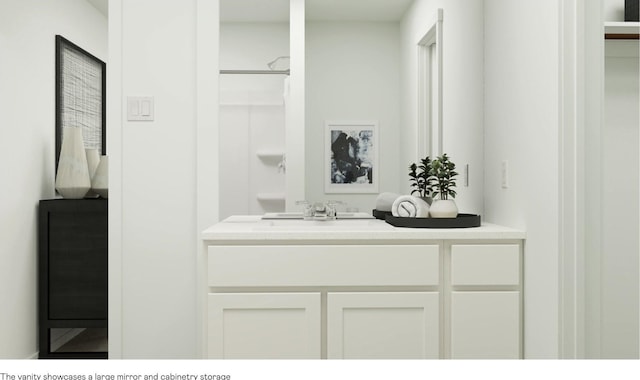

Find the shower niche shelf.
xmin=256 ymin=193 xmax=286 ymax=202
xmin=256 ymin=150 xmax=285 ymax=160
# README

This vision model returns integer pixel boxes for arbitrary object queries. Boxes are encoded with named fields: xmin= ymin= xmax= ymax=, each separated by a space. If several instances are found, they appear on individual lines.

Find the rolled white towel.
xmin=391 ymin=195 xmax=430 ymax=218
xmin=375 ymin=192 xmax=400 ymax=212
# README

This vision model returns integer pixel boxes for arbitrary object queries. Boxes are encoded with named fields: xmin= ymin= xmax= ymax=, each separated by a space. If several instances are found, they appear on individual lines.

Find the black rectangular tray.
xmin=385 ymin=213 xmax=481 ymax=228
xmin=372 ymin=209 xmax=392 ymax=220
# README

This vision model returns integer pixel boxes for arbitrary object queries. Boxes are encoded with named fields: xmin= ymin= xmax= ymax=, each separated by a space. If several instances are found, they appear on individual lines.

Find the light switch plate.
xmin=464 ymin=164 xmax=469 ymax=187
xmin=501 ymin=160 xmax=509 ymax=189
xmin=127 ymin=96 xmax=154 ymax=121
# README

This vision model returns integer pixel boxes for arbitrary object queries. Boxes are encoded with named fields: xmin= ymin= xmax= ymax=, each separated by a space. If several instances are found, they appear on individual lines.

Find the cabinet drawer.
xmin=208 ymin=245 xmax=439 ymax=287
xmin=451 ymin=244 xmax=520 ymax=286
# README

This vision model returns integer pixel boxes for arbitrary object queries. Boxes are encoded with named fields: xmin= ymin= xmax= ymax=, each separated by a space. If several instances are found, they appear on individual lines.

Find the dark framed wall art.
xmin=325 ymin=120 xmax=379 ymax=194
xmin=55 ymin=35 xmax=106 ymax=170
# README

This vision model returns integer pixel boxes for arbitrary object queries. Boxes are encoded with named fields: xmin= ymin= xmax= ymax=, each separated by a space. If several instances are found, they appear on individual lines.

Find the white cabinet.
xmin=207 ymin=293 xmax=321 ymax=359
xmin=450 ymin=244 xmax=520 ymax=286
xmin=449 ymin=244 xmax=522 ymax=359
xmin=327 ymin=292 xmax=439 ymax=359
xmin=206 ymin=244 xmax=440 ymax=359
xmin=202 ymin=219 xmax=525 ymax=359
xmin=208 ymin=245 xmax=440 ymax=287
xmin=450 ymin=291 xmax=520 ymax=359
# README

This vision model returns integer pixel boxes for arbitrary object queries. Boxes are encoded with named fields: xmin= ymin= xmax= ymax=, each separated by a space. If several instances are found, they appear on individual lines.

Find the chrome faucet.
xmin=296 ymin=200 xmax=343 ymax=221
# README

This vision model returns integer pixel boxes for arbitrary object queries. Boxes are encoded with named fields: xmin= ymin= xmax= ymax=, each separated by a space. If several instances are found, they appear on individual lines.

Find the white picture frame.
xmin=325 ymin=120 xmax=379 ymax=194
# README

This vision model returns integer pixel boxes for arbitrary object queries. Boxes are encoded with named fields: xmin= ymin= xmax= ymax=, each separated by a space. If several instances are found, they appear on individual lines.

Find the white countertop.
xmin=202 ymin=215 xmax=526 ymax=242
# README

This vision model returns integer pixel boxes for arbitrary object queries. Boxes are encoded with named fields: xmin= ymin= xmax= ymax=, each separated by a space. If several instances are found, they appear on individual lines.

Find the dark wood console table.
xmin=38 ymin=198 xmax=107 ymax=359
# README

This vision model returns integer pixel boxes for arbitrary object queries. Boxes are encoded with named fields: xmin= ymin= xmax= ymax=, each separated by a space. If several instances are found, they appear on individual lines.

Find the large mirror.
xmin=217 ymin=0 xmax=449 ymax=217
xmin=304 ymin=0 xmax=443 ymax=213
xmin=218 ymin=0 xmax=290 ymax=220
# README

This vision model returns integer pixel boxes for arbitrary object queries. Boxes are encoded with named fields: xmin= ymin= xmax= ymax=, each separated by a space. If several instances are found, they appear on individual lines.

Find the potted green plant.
xmin=429 ymin=153 xmax=459 ymax=218
xmin=408 ymin=156 xmax=435 ymax=204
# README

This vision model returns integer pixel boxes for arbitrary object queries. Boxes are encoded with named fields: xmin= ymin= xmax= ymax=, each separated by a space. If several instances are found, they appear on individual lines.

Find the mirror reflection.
xmin=218 ymin=0 xmax=461 ymax=219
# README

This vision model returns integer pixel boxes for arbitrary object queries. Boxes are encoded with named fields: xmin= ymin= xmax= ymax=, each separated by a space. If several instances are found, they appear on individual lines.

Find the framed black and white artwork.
xmin=55 ymin=35 xmax=106 ymax=170
xmin=325 ymin=120 xmax=378 ymax=194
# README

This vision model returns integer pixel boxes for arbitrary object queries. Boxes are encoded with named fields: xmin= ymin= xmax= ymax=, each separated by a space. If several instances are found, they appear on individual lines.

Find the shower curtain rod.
xmin=220 ymin=69 xmax=290 ymax=75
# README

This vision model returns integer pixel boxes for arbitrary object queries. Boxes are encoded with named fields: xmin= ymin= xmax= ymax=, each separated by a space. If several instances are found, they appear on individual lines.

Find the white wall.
xmin=600 ymin=41 xmax=639 ymax=358
xmin=400 ymin=0 xmax=484 ymax=215
xmin=0 ymin=0 xmax=106 ymax=359
xmin=604 ymin=0 xmax=627 ymax=21
xmin=484 ymin=0 xmax=560 ymax=358
xmin=110 ymin=0 xmax=201 ymax=358
xmin=577 ymin=0 xmax=640 ymax=359
xmin=305 ymin=21 xmax=401 ymax=212
xmin=219 ymin=22 xmax=289 ymax=80
xmin=581 ymin=0 xmax=607 ymax=359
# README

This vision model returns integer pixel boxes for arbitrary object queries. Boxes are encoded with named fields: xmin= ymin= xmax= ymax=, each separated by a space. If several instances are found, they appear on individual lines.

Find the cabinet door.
xmin=450 ymin=291 xmax=520 ymax=359
xmin=43 ymin=200 xmax=108 ymax=320
xmin=327 ymin=292 xmax=439 ymax=359
xmin=208 ymin=293 xmax=321 ymax=359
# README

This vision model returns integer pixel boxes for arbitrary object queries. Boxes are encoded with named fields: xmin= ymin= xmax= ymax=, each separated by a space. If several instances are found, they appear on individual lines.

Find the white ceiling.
xmin=221 ymin=0 xmax=414 ymax=22
xmin=85 ymin=0 xmax=415 ymax=23
xmin=306 ymin=0 xmax=414 ymax=22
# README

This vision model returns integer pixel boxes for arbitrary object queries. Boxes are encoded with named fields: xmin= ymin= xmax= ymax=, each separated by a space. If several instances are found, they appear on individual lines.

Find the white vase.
xmin=85 ymin=148 xmax=100 ymax=198
xmin=92 ymin=155 xmax=108 ymax=198
xmin=55 ymin=127 xmax=91 ymax=199
xmin=429 ymin=199 xmax=458 ymax=218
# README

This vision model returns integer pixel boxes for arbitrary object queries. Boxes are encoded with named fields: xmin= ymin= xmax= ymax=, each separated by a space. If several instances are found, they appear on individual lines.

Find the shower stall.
xmin=218 ymin=20 xmax=290 ymax=220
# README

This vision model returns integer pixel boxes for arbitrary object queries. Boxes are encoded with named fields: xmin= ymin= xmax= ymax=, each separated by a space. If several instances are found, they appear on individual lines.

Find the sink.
xmin=262 ymin=212 xmax=304 ymax=219
xmin=262 ymin=212 xmax=375 ymax=220
xmin=253 ymin=217 xmax=387 ymax=231
xmin=260 ymin=219 xmax=376 ymax=226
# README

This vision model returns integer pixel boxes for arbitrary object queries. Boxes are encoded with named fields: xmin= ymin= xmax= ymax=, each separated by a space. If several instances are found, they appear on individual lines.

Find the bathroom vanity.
xmin=201 ymin=215 xmax=525 ymax=359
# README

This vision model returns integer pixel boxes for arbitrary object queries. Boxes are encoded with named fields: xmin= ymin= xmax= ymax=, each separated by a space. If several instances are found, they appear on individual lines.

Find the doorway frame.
xmin=417 ymin=8 xmax=443 ymax=159
xmin=558 ymin=0 xmax=605 ymax=359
